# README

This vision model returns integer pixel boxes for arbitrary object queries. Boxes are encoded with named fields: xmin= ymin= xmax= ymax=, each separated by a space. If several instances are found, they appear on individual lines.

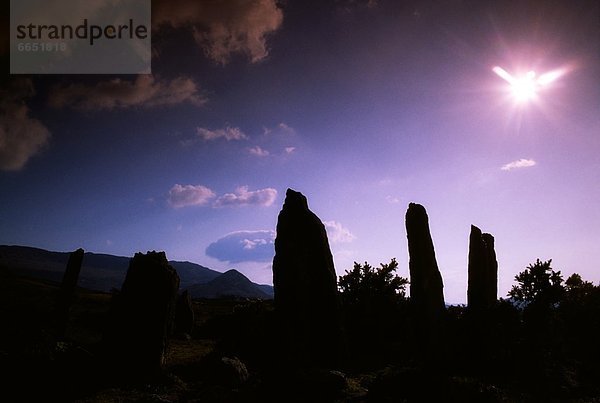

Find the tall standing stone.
xmin=175 ymin=290 xmax=195 ymax=336
xmin=104 ymin=251 xmax=180 ymax=377
xmin=272 ymin=189 xmax=341 ymax=367
xmin=467 ymin=225 xmax=498 ymax=311
xmin=55 ymin=248 xmax=84 ymax=338
xmin=405 ymin=203 xmax=445 ymax=362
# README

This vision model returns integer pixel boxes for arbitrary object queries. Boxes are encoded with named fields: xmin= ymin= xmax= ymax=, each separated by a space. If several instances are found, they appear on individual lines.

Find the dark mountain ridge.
xmin=186 ymin=269 xmax=272 ymax=299
xmin=0 ymin=245 xmax=273 ymax=298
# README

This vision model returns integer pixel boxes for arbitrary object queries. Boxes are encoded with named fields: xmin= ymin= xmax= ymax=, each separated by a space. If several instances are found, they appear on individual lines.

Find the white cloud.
xmin=0 ymin=79 xmax=51 ymax=171
xmin=242 ymin=238 xmax=268 ymax=250
xmin=263 ymin=122 xmax=296 ymax=137
xmin=168 ymin=184 xmax=216 ymax=208
xmin=323 ymin=221 xmax=356 ymax=243
xmin=206 ymin=230 xmax=276 ymax=263
xmin=277 ymin=122 xmax=295 ymax=134
xmin=248 ymin=145 xmax=270 ymax=157
xmin=153 ymin=0 xmax=283 ymax=65
xmin=214 ymin=186 xmax=277 ymax=207
xmin=196 ymin=126 xmax=248 ymax=142
xmin=48 ymin=75 xmax=206 ymax=110
xmin=385 ymin=195 xmax=401 ymax=204
xmin=501 ymin=158 xmax=537 ymax=171
xmin=284 ymin=147 xmax=296 ymax=154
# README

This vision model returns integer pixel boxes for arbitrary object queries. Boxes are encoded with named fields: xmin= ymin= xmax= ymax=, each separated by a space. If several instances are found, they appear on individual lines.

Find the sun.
xmin=492 ymin=66 xmax=565 ymax=105
xmin=510 ymin=71 xmax=537 ymax=102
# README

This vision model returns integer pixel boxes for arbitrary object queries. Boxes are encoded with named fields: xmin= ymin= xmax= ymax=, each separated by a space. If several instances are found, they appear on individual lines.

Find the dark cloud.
xmin=0 ymin=79 xmax=51 ymax=171
xmin=206 ymin=230 xmax=275 ymax=263
xmin=153 ymin=0 xmax=283 ymax=64
xmin=48 ymin=75 xmax=206 ymax=110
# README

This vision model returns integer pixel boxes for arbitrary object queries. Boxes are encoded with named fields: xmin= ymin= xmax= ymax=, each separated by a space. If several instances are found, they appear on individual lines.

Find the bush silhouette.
xmin=339 ymin=258 xmax=408 ymax=306
xmin=508 ymin=259 xmax=564 ymax=307
xmin=338 ymin=259 xmax=409 ymax=367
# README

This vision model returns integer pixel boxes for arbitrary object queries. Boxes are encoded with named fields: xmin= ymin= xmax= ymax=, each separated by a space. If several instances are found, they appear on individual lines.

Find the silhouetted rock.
xmin=405 ymin=203 xmax=445 ymax=362
xmin=104 ymin=251 xmax=180 ymax=378
xmin=272 ymin=189 xmax=341 ymax=367
xmin=467 ymin=225 xmax=498 ymax=311
xmin=55 ymin=248 xmax=84 ymax=338
xmin=219 ymin=356 xmax=250 ymax=386
xmin=175 ymin=290 xmax=194 ymax=336
xmin=303 ymin=369 xmax=348 ymax=397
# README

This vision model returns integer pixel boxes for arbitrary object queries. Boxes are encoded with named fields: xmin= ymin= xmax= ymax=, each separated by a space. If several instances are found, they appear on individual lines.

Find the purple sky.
xmin=1 ymin=0 xmax=599 ymax=303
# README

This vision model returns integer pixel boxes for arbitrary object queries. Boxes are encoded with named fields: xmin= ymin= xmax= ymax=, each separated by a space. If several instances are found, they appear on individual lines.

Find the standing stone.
xmin=104 ymin=251 xmax=180 ymax=377
xmin=467 ymin=225 xmax=498 ymax=311
xmin=405 ymin=203 xmax=445 ymax=362
xmin=272 ymin=189 xmax=341 ymax=367
xmin=175 ymin=290 xmax=195 ymax=337
xmin=55 ymin=248 xmax=85 ymax=338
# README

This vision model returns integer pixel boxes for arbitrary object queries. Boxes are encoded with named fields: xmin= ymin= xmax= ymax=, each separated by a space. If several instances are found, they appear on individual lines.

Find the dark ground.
xmin=2 ymin=264 xmax=600 ymax=402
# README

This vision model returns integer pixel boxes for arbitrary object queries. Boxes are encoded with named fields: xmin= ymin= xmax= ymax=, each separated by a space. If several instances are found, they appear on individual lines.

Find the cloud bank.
xmin=206 ymin=230 xmax=275 ymax=263
xmin=49 ymin=75 xmax=206 ymax=110
xmin=168 ymin=184 xmax=216 ymax=208
xmin=0 ymin=79 xmax=51 ymax=171
xmin=167 ymin=184 xmax=277 ymax=208
xmin=501 ymin=159 xmax=537 ymax=171
xmin=153 ymin=0 xmax=283 ymax=64
xmin=214 ymin=186 xmax=277 ymax=207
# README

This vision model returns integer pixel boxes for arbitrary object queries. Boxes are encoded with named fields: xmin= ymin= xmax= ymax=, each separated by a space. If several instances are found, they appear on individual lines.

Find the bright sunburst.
xmin=493 ymin=66 xmax=565 ymax=104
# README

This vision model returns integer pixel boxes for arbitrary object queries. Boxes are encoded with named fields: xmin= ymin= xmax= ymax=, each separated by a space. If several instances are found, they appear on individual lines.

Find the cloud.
xmin=206 ymin=230 xmax=275 ymax=263
xmin=168 ymin=184 xmax=216 ymax=208
xmin=263 ymin=122 xmax=296 ymax=137
xmin=153 ymin=0 xmax=283 ymax=64
xmin=385 ymin=195 xmax=401 ymax=204
xmin=277 ymin=122 xmax=295 ymax=134
xmin=0 ymin=79 xmax=51 ymax=171
xmin=248 ymin=145 xmax=270 ymax=157
xmin=214 ymin=186 xmax=277 ymax=208
xmin=196 ymin=126 xmax=248 ymax=142
xmin=323 ymin=221 xmax=356 ymax=243
xmin=259 ymin=123 xmax=298 ymax=156
xmin=501 ymin=159 xmax=537 ymax=171
xmin=48 ymin=75 xmax=206 ymax=110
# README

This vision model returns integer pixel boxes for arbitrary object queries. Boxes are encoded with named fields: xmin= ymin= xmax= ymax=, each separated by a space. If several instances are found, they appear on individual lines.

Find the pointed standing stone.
xmin=405 ymin=203 xmax=445 ymax=362
xmin=175 ymin=290 xmax=195 ymax=336
xmin=467 ymin=225 xmax=498 ymax=311
xmin=55 ymin=248 xmax=84 ymax=338
xmin=104 ymin=251 xmax=180 ymax=377
xmin=405 ymin=203 xmax=445 ymax=314
xmin=272 ymin=189 xmax=341 ymax=367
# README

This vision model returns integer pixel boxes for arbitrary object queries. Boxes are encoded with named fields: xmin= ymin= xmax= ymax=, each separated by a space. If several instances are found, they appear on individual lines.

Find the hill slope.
xmin=0 ymin=245 xmax=272 ymax=298
xmin=187 ymin=269 xmax=272 ymax=299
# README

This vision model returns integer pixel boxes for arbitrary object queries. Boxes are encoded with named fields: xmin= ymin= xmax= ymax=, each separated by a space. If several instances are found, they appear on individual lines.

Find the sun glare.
xmin=511 ymin=71 xmax=537 ymax=102
xmin=492 ymin=65 xmax=566 ymax=105
xmin=493 ymin=66 xmax=537 ymax=103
